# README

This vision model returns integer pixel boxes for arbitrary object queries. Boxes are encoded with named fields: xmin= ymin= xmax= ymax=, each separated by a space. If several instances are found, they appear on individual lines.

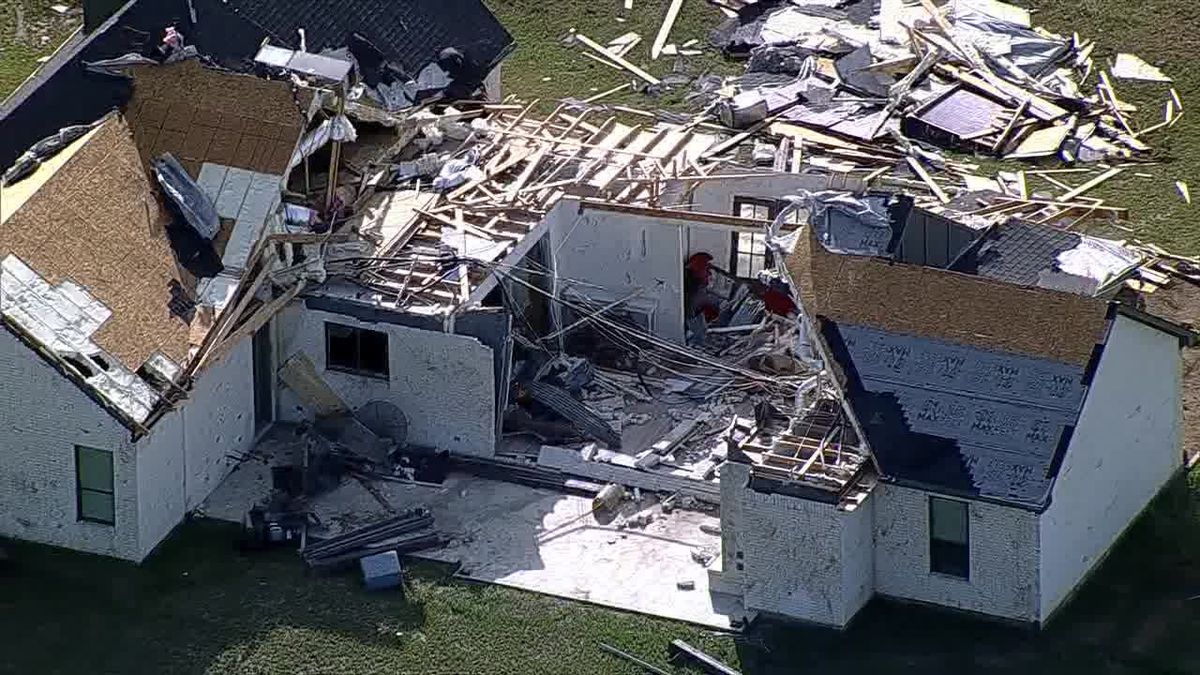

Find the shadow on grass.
xmin=733 ymin=469 xmax=1200 ymax=675
xmin=0 ymin=519 xmax=430 ymax=675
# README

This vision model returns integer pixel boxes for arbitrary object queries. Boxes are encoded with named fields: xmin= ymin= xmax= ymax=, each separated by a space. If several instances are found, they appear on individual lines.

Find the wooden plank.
xmin=590 ymin=129 xmax=666 ymax=189
xmin=503 ymin=144 xmax=550 ymax=202
xmin=1060 ymin=168 xmax=1123 ymax=201
xmin=583 ymin=82 xmax=631 ymax=104
xmin=650 ymin=0 xmax=685 ymax=60
xmin=573 ymin=31 xmax=660 ymax=85
xmin=906 ymin=157 xmax=950 ymax=203
xmin=278 ymin=352 xmax=350 ymax=417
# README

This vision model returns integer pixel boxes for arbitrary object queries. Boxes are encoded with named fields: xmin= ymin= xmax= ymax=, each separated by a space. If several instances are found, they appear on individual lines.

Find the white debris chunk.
xmin=1111 ymin=53 xmax=1172 ymax=83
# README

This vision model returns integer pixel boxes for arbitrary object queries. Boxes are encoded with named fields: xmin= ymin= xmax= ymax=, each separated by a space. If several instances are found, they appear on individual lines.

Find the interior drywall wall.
xmin=687 ymin=225 xmax=733 ymax=271
xmin=685 ymin=173 xmax=849 ymax=217
xmin=275 ymin=304 xmax=496 ymax=456
xmin=873 ymin=482 xmax=1041 ymax=622
xmin=0 ymin=326 xmax=141 ymax=560
xmin=1039 ymin=314 xmax=1183 ymax=620
xmin=546 ymin=202 xmax=687 ymax=343
xmin=133 ymin=337 xmax=257 ymax=559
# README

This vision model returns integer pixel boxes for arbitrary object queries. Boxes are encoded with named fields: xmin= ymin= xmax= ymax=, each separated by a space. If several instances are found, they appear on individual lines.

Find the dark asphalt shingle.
xmin=822 ymin=320 xmax=1091 ymax=509
xmin=954 ymin=220 xmax=1083 ymax=288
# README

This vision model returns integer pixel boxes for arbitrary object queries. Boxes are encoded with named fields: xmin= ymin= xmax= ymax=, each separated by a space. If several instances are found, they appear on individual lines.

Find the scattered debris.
xmin=668 ymin=639 xmax=741 ymax=675
xmin=302 ymin=508 xmax=442 ymax=569
xmin=1112 ymin=53 xmax=1172 ymax=83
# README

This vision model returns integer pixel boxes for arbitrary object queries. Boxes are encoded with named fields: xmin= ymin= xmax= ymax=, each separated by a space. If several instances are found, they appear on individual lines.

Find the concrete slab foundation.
xmin=200 ymin=427 xmax=752 ymax=630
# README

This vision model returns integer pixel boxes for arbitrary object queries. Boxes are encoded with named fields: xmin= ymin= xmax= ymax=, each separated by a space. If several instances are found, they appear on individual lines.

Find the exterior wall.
xmin=1038 ymin=315 xmax=1183 ymax=620
xmin=134 ymin=338 xmax=257 ymax=559
xmin=546 ymin=202 xmax=687 ymax=343
xmin=718 ymin=462 xmax=871 ymax=627
xmin=0 ymin=327 xmax=141 ymax=560
xmin=840 ymin=495 xmax=875 ymax=620
xmin=275 ymin=304 xmax=496 ymax=456
xmin=873 ymin=482 xmax=1041 ymax=622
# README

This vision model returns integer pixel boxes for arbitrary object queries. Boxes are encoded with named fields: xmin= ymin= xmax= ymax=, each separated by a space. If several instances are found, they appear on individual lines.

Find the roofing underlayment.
xmin=823 ymin=320 xmax=1088 ymax=508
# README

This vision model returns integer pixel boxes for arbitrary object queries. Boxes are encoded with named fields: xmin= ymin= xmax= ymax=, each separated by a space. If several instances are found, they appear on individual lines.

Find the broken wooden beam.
xmin=573 ymin=32 xmax=661 ymax=85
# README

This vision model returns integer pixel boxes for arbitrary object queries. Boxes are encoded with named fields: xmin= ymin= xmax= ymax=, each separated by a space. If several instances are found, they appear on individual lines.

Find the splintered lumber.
xmin=1059 ymin=167 xmax=1123 ymax=201
xmin=651 ymin=0 xmax=685 ymax=60
xmin=907 ymin=157 xmax=950 ymax=203
xmin=1179 ymin=181 xmax=1192 ymax=205
xmin=667 ymin=640 xmax=741 ymax=675
xmin=573 ymin=31 xmax=661 ymax=85
xmin=583 ymin=82 xmax=632 ymax=104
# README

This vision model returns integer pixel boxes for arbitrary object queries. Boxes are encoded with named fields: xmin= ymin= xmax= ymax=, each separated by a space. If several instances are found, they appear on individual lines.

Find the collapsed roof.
xmin=0 ymin=0 xmax=514 ymax=172
xmin=0 ymin=114 xmax=196 ymax=424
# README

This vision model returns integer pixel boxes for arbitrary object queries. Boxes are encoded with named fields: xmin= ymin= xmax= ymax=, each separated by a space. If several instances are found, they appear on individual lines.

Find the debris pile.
xmin=694 ymin=0 xmax=1184 ymax=224
xmin=301 ymin=507 xmax=443 ymax=569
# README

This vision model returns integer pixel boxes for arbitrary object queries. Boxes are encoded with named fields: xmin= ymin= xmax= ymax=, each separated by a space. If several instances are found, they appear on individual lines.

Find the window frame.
xmin=324 ymin=322 xmax=390 ymax=379
xmin=928 ymin=496 xmax=970 ymax=580
xmin=730 ymin=197 xmax=777 ymax=279
xmin=75 ymin=445 xmax=115 ymax=525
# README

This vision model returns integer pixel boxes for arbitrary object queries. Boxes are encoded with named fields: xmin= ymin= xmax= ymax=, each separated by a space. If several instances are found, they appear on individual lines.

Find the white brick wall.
xmin=0 ymin=327 xmax=141 ymax=559
xmin=275 ymin=304 xmax=496 ymax=456
xmin=719 ymin=462 xmax=873 ymax=627
xmin=134 ymin=338 xmax=257 ymax=558
xmin=840 ymin=495 xmax=874 ymax=619
xmin=873 ymin=483 xmax=1041 ymax=622
xmin=1039 ymin=315 xmax=1183 ymax=620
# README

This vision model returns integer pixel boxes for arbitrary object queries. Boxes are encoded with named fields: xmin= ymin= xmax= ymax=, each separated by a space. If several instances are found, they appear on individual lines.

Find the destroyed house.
xmin=0 ymin=0 xmax=515 ymax=562
xmin=0 ymin=0 xmax=514 ymax=173
xmin=708 ymin=203 xmax=1190 ymax=627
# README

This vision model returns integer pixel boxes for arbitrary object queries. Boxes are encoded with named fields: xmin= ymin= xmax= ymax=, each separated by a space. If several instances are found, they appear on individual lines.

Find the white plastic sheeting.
xmin=1057 ymin=236 xmax=1143 ymax=288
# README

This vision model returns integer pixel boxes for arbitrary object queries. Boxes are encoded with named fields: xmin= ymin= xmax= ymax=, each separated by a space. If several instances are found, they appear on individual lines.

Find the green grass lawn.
xmin=2 ymin=0 xmax=1200 ymax=673
xmin=0 ymin=0 xmax=78 ymax=97
xmin=2 ymin=471 xmax=1199 ymax=675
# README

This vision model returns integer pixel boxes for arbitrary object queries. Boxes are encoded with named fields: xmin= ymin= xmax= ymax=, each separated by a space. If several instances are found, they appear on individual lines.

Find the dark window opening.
xmin=929 ymin=496 xmax=969 ymax=579
xmin=63 ymin=355 xmax=95 ymax=378
xmin=325 ymin=322 xmax=389 ymax=378
xmin=76 ymin=446 xmax=115 ymax=525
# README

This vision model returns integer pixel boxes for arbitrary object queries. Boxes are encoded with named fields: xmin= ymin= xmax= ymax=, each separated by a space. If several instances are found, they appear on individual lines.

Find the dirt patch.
xmin=1142 ymin=281 xmax=1200 ymax=464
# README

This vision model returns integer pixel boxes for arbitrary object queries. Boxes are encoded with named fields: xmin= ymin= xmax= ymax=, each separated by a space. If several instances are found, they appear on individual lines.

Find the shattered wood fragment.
xmin=1059 ymin=167 xmax=1123 ymax=201
xmin=907 ymin=157 xmax=950 ymax=203
xmin=583 ymin=82 xmax=631 ymax=104
xmin=1111 ymin=53 xmax=1172 ymax=83
xmin=651 ymin=0 xmax=684 ymax=59
xmin=1179 ymin=181 xmax=1192 ymax=205
xmin=574 ymin=31 xmax=661 ymax=85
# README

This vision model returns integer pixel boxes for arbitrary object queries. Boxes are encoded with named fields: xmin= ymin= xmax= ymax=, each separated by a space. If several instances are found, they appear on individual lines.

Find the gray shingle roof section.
xmin=962 ymin=220 xmax=1082 ymax=287
xmin=224 ymin=0 xmax=514 ymax=79
xmin=831 ymin=322 xmax=1091 ymax=508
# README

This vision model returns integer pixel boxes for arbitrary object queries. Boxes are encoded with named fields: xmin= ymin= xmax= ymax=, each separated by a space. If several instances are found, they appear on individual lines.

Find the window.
xmin=731 ymin=197 xmax=805 ymax=278
xmin=929 ymin=497 xmax=969 ymax=579
xmin=76 ymin=446 xmax=114 ymax=525
xmin=325 ymin=322 xmax=389 ymax=378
